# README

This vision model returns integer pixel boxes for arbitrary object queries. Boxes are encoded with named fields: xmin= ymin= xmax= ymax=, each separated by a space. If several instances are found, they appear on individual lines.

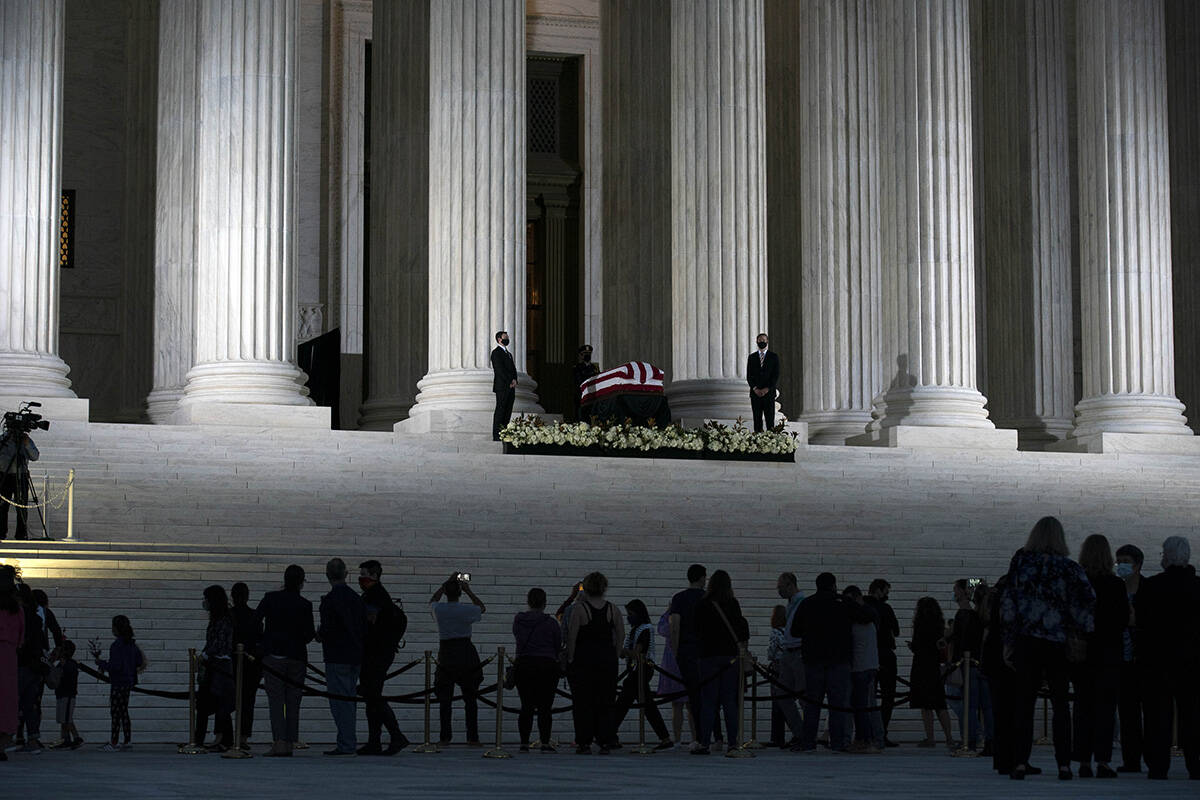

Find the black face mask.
xmin=501 ymin=338 xmax=510 ymax=346
xmin=757 ymin=342 xmax=768 ymax=350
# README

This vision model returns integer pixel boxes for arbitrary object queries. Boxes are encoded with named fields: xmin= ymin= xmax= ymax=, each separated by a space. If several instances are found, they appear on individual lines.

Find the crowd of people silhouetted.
xmin=1 ymin=517 xmax=1197 ymax=781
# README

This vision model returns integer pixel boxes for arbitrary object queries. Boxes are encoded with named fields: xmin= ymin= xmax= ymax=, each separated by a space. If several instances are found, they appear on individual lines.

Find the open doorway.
xmin=526 ymin=54 xmax=583 ymax=416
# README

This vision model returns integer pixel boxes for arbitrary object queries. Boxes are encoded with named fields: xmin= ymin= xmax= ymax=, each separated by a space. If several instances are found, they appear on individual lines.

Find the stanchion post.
xmin=178 ymin=648 xmax=205 ymax=754
xmin=1035 ymin=693 xmax=1050 ymax=745
xmin=1172 ymin=707 xmax=1182 ymax=756
xmin=744 ymin=657 xmax=763 ymax=749
xmin=222 ymin=644 xmax=252 ymax=759
xmin=42 ymin=475 xmax=49 ymax=536
xmin=484 ymin=647 xmax=512 ymax=759
xmin=953 ymin=653 xmax=977 ymax=757
xmin=66 ymin=469 xmax=75 ymax=540
xmin=631 ymin=653 xmax=654 ymax=755
xmin=726 ymin=651 xmax=754 ymax=758
xmin=413 ymin=650 xmax=439 ymax=753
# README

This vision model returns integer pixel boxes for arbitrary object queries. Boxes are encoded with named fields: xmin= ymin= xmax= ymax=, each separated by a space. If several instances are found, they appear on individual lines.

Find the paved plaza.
xmin=2 ymin=743 xmax=1195 ymax=799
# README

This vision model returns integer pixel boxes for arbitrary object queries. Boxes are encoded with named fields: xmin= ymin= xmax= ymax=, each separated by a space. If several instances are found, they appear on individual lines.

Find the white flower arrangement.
xmin=500 ymin=415 xmax=797 ymax=456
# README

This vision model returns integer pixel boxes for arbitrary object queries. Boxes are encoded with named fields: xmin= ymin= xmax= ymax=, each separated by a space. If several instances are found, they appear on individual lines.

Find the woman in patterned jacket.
xmin=1001 ymin=516 xmax=1096 ymax=781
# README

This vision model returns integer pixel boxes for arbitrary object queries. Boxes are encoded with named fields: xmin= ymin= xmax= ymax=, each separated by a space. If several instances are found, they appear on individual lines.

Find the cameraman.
xmin=0 ymin=427 xmax=39 ymax=541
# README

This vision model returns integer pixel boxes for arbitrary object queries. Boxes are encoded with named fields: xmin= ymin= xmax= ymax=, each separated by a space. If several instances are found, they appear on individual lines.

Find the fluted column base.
xmin=397 ymin=369 xmax=544 ymax=437
xmin=877 ymin=386 xmax=996 ymax=429
xmin=146 ymin=388 xmax=183 ymax=425
xmin=1069 ymin=393 xmax=1193 ymax=438
xmin=171 ymin=361 xmax=326 ymax=427
xmin=801 ymin=410 xmax=873 ymax=446
xmin=667 ymin=378 xmax=760 ymax=428
xmin=0 ymin=356 xmax=88 ymax=420
xmin=0 ymin=353 xmax=76 ymax=398
xmin=849 ymin=386 xmax=1017 ymax=449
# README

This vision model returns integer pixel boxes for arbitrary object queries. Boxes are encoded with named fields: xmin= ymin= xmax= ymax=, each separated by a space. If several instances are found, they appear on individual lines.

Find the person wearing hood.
xmin=512 ymin=587 xmax=562 ymax=752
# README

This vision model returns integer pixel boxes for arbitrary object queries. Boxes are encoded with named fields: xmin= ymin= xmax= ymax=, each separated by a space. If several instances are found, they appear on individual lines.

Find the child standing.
xmin=49 ymin=640 xmax=81 ymax=749
xmin=92 ymin=615 xmax=145 ymax=752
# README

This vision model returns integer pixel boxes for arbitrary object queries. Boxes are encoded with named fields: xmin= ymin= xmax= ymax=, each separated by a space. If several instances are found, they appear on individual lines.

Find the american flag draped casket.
xmin=579 ymin=361 xmax=665 ymax=406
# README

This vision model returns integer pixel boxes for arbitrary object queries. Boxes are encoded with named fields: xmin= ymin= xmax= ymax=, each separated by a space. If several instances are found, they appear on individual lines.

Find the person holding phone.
xmin=430 ymin=573 xmax=486 ymax=745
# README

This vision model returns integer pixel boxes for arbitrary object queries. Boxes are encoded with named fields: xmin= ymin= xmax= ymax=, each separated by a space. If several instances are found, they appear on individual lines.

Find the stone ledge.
xmin=1051 ymin=431 xmax=1200 ymax=455
xmin=846 ymin=425 xmax=1018 ymax=450
xmin=168 ymin=402 xmax=330 ymax=429
xmin=396 ymin=410 xmax=563 ymax=437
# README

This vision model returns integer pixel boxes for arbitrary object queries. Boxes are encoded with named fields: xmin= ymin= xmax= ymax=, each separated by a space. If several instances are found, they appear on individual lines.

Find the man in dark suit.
xmin=746 ymin=333 xmax=779 ymax=432
xmin=491 ymin=330 xmax=517 ymax=441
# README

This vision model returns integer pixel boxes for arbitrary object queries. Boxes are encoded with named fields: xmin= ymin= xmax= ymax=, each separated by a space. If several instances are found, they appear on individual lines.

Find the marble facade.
xmin=2 ymin=0 xmax=1200 ymax=451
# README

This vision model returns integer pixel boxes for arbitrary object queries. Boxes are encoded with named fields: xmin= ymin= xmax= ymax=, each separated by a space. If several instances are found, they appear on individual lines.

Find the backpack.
xmin=389 ymin=605 xmax=408 ymax=651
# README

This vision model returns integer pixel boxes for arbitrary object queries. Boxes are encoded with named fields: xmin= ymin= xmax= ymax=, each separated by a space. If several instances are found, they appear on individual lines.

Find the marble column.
xmin=402 ymin=0 xmax=544 ymax=434
xmin=1166 ymin=0 xmax=1200 ymax=434
xmin=600 ymin=0 xmax=671 ymax=371
xmin=146 ymin=0 xmax=197 ymax=424
xmin=978 ymin=0 xmax=1075 ymax=448
xmin=357 ymin=0 xmax=428 ymax=431
xmin=797 ymin=0 xmax=881 ymax=444
xmin=1066 ymin=0 xmax=1195 ymax=451
xmin=541 ymin=191 xmax=570 ymax=365
xmin=174 ymin=0 xmax=322 ymax=426
xmin=667 ymin=0 xmax=769 ymax=422
xmin=764 ymin=0 xmax=804 ymax=421
xmin=853 ymin=0 xmax=1013 ymax=448
xmin=0 ymin=0 xmax=87 ymax=419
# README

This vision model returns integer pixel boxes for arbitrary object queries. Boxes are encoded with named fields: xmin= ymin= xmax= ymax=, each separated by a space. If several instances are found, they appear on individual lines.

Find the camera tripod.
xmin=0 ymin=430 xmax=49 ymax=541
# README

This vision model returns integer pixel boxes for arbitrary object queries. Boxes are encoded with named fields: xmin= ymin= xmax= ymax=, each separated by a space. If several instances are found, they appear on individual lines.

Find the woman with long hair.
xmin=908 ymin=596 xmax=955 ymax=748
xmin=198 ymin=584 xmax=235 ymax=751
xmin=1000 ymin=516 xmax=1096 ymax=780
xmin=1071 ymin=534 xmax=1128 ymax=778
xmin=693 ymin=570 xmax=749 ymax=755
xmin=611 ymin=599 xmax=673 ymax=750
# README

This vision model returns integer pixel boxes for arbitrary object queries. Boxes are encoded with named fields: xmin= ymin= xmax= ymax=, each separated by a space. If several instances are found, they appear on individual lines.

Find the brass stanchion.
xmin=66 ymin=469 xmax=75 ymax=540
xmin=178 ymin=649 xmax=205 ymax=754
xmin=1034 ymin=693 xmax=1050 ymax=745
xmin=222 ymin=644 xmax=252 ymax=759
xmin=952 ymin=653 xmax=977 ymax=757
xmin=744 ymin=657 xmax=763 ymax=749
xmin=413 ymin=650 xmax=439 ymax=753
xmin=726 ymin=652 xmax=754 ymax=758
xmin=631 ymin=653 xmax=654 ymax=755
xmin=484 ymin=646 xmax=512 ymax=759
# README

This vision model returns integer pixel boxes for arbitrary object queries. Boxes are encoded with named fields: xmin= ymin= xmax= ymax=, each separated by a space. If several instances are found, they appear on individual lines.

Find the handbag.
xmin=503 ymin=662 xmax=518 ymax=691
xmin=505 ymin=615 xmax=545 ymax=690
xmin=710 ymin=600 xmax=751 ymax=668
xmin=1065 ymin=632 xmax=1088 ymax=664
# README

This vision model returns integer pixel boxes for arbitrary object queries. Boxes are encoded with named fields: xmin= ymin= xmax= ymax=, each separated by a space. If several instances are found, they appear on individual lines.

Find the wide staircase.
xmin=4 ymin=420 xmax=1199 ymax=745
